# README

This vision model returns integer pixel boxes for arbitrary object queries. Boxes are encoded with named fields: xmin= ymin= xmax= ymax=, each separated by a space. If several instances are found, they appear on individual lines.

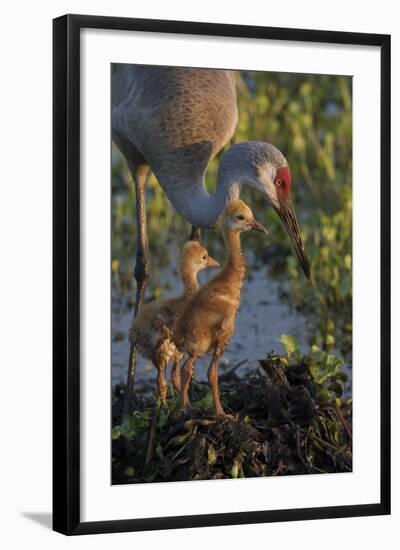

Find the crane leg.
xmin=189 ymin=225 xmax=201 ymax=242
xmin=121 ymin=164 xmax=150 ymax=420
xmin=133 ymin=165 xmax=151 ymax=316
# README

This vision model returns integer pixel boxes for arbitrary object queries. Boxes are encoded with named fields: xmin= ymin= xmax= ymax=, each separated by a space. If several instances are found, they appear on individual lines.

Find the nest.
xmin=112 ymin=358 xmax=352 ymax=484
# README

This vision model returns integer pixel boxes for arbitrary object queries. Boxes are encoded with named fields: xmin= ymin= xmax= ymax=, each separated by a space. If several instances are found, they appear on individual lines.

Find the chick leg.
xmin=180 ymin=356 xmax=196 ymax=411
xmin=170 ymin=355 xmax=182 ymax=394
xmin=156 ymin=360 xmax=168 ymax=404
xmin=208 ymin=350 xmax=230 ymax=418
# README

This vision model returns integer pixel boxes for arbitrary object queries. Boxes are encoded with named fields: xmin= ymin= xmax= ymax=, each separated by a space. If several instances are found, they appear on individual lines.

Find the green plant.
xmin=112 ymin=410 xmax=151 ymax=440
xmin=280 ymin=334 xmax=347 ymax=402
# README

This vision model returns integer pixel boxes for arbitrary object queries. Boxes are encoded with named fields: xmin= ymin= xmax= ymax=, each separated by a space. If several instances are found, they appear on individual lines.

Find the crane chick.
xmin=130 ymin=241 xmax=219 ymax=403
xmin=174 ymin=199 xmax=268 ymax=418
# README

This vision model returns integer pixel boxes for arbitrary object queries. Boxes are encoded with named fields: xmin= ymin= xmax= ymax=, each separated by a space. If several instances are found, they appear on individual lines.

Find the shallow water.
xmin=112 ymin=266 xmax=313 ymax=391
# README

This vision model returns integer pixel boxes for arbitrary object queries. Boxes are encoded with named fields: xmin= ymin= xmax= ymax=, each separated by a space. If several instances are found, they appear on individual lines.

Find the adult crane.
xmin=112 ymin=65 xmax=310 ymax=411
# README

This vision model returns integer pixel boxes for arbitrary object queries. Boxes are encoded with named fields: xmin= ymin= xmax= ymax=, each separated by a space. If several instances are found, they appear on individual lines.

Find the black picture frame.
xmin=53 ymin=14 xmax=391 ymax=535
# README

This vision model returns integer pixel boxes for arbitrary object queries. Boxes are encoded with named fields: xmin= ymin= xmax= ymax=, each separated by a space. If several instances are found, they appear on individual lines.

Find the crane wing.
xmin=112 ymin=65 xmax=238 ymax=199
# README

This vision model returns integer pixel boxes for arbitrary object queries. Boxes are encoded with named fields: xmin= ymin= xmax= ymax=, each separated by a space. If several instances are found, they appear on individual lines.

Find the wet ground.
xmin=112 ymin=267 xmax=314 ymax=390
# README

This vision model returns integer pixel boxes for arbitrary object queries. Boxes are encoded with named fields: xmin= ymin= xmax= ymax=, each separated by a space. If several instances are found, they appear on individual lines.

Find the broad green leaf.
xmin=157 ymin=405 xmax=170 ymax=428
xmin=192 ymin=389 xmax=215 ymax=409
xmin=344 ymin=254 xmax=352 ymax=270
xmin=208 ymin=446 xmax=217 ymax=466
xmin=112 ymin=426 xmax=121 ymax=440
xmin=317 ymin=386 xmax=331 ymax=402
xmin=280 ymin=335 xmax=299 ymax=358
xmin=231 ymin=462 xmax=239 ymax=479
xmin=120 ymin=411 xmax=150 ymax=439
xmin=328 ymin=379 xmax=344 ymax=398
xmin=325 ymin=334 xmax=335 ymax=347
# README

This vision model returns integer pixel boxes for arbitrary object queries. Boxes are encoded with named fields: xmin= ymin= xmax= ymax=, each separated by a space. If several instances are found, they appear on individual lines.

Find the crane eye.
xmin=236 ymin=214 xmax=245 ymax=221
xmin=275 ymin=179 xmax=283 ymax=186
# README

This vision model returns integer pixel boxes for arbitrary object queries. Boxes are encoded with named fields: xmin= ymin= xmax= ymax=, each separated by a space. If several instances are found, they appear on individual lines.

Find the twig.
xmin=219 ymin=360 xmax=248 ymax=382
xmin=335 ymin=400 xmax=352 ymax=439
xmin=171 ymin=428 xmax=197 ymax=462
xmin=145 ymin=407 xmax=158 ymax=466
xmin=313 ymin=435 xmax=344 ymax=453
xmin=121 ymin=343 xmax=138 ymax=422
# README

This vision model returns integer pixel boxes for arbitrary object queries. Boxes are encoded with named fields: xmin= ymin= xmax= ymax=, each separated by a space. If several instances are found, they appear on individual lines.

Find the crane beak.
xmin=250 ymin=218 xmax=268 ymax=234
xmin=276 ymin=198 xmax=311 ymax=280
xmin=207 ymin=256 xmax=220 ymax=268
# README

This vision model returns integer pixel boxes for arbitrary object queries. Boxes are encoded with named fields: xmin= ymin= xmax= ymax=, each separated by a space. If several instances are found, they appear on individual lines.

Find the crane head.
xmin=254 ymin=146 xmax=311 ymax=280
xmin=273 ymin=168 xmax=310 ymax=280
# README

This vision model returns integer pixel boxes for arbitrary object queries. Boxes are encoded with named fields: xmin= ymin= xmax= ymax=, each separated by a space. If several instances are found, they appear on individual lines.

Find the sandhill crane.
xmin=112 ymin=65 xmax=310 ymax=411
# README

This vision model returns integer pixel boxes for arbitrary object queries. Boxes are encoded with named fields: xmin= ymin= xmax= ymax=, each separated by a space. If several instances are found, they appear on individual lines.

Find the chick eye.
xmin=275 ymin=179 xmax=283 ymax=187
xmin=236 ymin=214 xmax=245 ymax=221
xmin=202 ymin=255 xmax=207 ymax=260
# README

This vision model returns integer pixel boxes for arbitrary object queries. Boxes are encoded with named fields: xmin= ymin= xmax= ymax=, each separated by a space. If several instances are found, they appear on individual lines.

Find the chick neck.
xmin=180 ymin=262 xmax=200 ymax=297
xmin=221 ymin=227 xmax=247 ymax=284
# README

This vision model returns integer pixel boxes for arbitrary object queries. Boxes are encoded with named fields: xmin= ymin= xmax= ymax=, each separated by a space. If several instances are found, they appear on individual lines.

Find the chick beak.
xmin=207 ymin=256 xmax=220 ymax=268
xmin=250 ymin=218 xmax=268 ymax=235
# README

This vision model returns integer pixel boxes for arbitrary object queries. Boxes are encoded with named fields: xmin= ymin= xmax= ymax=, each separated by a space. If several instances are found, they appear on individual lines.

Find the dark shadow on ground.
xmin=22 ymin=512 xmax=52 ymax=530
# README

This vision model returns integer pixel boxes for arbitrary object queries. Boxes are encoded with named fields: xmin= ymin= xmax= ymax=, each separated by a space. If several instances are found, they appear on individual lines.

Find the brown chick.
xmin=174 ymin=199 xmax=268 ymax=417
xmin=130 ymin=241 xmax=219 ymax=403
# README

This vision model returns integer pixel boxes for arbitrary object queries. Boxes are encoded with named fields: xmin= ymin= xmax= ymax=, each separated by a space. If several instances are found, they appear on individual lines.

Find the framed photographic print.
xmin=53 ymin=14 xmax=391 ymax=535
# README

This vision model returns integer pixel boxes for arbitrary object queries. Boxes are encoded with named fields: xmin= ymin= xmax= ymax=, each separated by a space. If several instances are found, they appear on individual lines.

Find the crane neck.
xmin=163 ymin=175 xmax=240 ymax=228
xmin=159 ymin=145 xmax=261 ymax=227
